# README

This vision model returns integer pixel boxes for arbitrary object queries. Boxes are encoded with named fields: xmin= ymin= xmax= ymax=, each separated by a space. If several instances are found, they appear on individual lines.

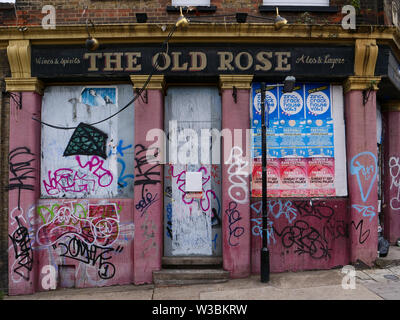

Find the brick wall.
xmin=0 ymin=0 xmax=390 ymax=27
xmin=0 ymin=49 xmax=10 ymax=295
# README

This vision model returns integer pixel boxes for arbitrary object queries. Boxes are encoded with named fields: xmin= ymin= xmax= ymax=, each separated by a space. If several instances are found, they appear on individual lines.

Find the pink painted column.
xmin=219 ymin=75 xmax=253 ymax=278
xmin=382 ymin=102 xmax=400 ymax=244
xmin=131 ymin=75 xmax=164 ymax=284
xmin=7 ymin=89 xmax=43 ymax=295
xmin=344 ymin=77 xmax=380 ymax=265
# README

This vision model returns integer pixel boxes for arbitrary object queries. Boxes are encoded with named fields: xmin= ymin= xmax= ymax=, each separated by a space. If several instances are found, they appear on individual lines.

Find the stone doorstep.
xmin=153 ymin=269 xmax=230 ymax=287
xmin=162 ymin=256 xmax=222 ymax=266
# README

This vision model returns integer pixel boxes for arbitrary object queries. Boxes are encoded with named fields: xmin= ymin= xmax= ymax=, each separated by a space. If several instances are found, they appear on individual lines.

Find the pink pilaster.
xmin=8 ymin=91 xmax=42 ymax=295
xmin=344 ymin=79 xmax=380 ymax=265
xmin=131 ymin=75 xmax=164 ymax=284
xmin=382 ymin=102 xmax=400 ymax=244
xmin=219 ymin=75 xmax=252 ymax=278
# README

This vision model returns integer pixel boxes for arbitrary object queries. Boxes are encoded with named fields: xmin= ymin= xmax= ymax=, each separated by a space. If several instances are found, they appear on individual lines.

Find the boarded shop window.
xmin=251 ymin=83 xmax=347 ymax=198
xmin=263 ymin=0 xmax=329 ymax=5
xmin=40 ymin=85 xmax=135 ymax=199
xmin=172 ymin=0 xmax=210 ymax=6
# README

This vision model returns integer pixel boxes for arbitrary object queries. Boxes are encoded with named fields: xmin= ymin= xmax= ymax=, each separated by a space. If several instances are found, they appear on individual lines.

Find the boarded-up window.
xmin=251 ymin=83 xmax=347 ymax=198
xmin=40 ymin=85 xmax=135 ymax=199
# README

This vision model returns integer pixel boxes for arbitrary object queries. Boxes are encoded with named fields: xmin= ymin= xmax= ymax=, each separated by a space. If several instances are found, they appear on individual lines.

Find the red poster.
xmin=267 ymin=159 xmax=281 ymax=197
xmin=308 ymin=157 xmax=335 ymax=196
xmin=251 ymin=157 xmax=336 ymax=198
xmin=251 ymin=159 xmax=281 ymax=197
xmin=251 ymin=160 xmax=262 ymax=198
xmin=280 ymin=158 xmax=308 ymax=197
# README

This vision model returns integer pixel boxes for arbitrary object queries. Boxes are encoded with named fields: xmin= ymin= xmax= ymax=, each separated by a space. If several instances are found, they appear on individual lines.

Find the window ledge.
xmin=0 ymin=3 xmax=15 ymax=10
xmin=166 ymin=6 xmax=217 ymax=13
xmin=259 ymin=5 xmax=338 ymax=13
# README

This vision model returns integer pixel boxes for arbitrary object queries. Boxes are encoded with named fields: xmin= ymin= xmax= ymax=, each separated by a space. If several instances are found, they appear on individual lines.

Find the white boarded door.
xmin=164 ymin=87 xmax=222 ymax=256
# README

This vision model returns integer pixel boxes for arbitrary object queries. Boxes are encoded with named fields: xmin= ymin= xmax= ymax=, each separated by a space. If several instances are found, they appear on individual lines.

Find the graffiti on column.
xmin=350 ymin=151 xmax=377 ymax=203
xmin=8 ymin=216 xmax=34 ymax=281
xmin=226 ymin=146 xmax=249 ymax=204
xmin=7 ymin=147 xmax=36 ymax=209
xmin=224 ymin=146 xmax=249 ymax=247
xmin=226 ymin=201 xmax=244 ymax=247
xmin=7 ymin=147 xmax=36 ymax=282
xmin=134 ymin=144 xmax=160 ymax=215
xmin=349 ymin=151 xmax=377 ymax=244
xmin=389 ymin=156 xmax=400 ymax=210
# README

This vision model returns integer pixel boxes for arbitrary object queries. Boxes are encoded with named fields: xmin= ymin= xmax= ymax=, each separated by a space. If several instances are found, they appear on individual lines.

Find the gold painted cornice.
xmin=7 ymin=40 xmax=31 ymax=78
xmin=219 ymin=75 xmax=253 ymax=90
xmin=130 ymin=75 xmax=165 ymax=90
xmin=0 ymin=24 xmax=398 ymax=46
xmin=5 ymin=77 xmax=44 ymax=95
xmin=343 ymin=76 xmax=381 ymax=94
xmin=354 ymin=39 xmax=378 ymax=77
xmin=382 ymin=100 xmax=400 ymax=112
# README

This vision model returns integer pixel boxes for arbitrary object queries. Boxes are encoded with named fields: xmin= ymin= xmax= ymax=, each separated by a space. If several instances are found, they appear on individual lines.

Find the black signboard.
xmin=375 ymin=45 xmax=400 ymax=100
xmin=31 ymin=43 xmax=354 ymax=79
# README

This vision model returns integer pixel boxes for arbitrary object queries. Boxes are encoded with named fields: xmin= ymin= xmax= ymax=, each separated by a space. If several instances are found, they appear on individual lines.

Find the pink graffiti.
xmin=75 ymin=155 xmax=113 ymax=187
xmin=37 ymin=202 xmax=120 ymax=248
xmin=43 ymin=169 xmax=97 ymax=195
xmin=170 ymin=165 xmax=216 ymax=212
xmin=42 ymin=156 xmax=113 ymax=196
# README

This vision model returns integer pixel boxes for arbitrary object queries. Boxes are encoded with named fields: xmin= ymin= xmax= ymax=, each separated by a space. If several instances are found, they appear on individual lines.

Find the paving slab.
xmin=388 ymin=265 xmax=400 ymax=276
xmin=153 ymin=283 xmax=214 ymax=300
xmin=199 ymin=284 xmax=382 ymax=300
xmin=362 ymin=268 xmax=398 ymax=282
xmin=5 ymin=284 xmax=154 ymax=300
xmin=356 ymin=271 xmax=375 ymax=281
xmin=267 ymin=270 xmax=344 ymax=289
xmin=362 ymin=282 xmax=400 ymax=300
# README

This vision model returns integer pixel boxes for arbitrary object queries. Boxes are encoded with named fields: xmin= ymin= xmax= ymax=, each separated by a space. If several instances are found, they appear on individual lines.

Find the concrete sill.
xmin=0 ymin=3 xmax=14 ymax=10
xmin=166 ymin=6 xmax=217 ymax=14
xmin=259 ymin=5 xmax=339 ymax=13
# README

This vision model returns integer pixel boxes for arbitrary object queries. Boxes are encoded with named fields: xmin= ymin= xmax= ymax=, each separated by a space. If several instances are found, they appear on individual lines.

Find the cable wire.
xmin=32 ymin=23 xmax=178 ymax=130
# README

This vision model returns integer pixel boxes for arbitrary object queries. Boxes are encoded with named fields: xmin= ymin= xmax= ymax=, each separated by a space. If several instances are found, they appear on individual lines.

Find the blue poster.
xmin=305 ymin=84 xmax=332 ymax=121
xmin=304 ymin=84 xmax=334 ymax=157
xmin=252 ymin=83 xmax=279 ymax=127
xmin=251 ymin=83 xmax=334 ymax=160
xmin=279 ymin=85 xmax=305 ymax=123
xmin=252 ymin=83 xmax=279 ymax=158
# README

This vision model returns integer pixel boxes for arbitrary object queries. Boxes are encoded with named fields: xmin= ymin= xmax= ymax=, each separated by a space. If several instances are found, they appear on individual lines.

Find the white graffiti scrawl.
xmin=226 ymin=146 xmax=249 ymax=204
xmin=389 ymin=156 xmax=400 ymax=210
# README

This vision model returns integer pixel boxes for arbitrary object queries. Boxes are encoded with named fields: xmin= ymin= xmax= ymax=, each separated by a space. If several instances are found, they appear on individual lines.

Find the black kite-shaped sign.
xmin=63 ymin=122 xmax=108 ymax=159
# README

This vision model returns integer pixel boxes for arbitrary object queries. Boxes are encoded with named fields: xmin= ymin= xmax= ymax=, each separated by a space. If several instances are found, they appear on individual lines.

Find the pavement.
xmin=4 ymin=246 xmax=400 ymax=301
